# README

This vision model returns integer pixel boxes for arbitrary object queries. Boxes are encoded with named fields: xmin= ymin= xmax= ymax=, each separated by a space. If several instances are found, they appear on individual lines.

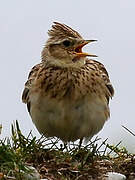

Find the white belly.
xmin=29 ymin=92 xmax=109 ymax=142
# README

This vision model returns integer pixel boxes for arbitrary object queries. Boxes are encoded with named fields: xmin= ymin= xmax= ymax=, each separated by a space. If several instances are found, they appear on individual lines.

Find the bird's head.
xmin=42 ymin=22 xmax=97 ymax=68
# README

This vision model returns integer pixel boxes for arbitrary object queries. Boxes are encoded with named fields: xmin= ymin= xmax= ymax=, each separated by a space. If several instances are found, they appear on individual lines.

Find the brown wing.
xmin=22 ymin=63 xmax=43 ymax=112
xmin=86 ymin=59 xmax=114 ymax=102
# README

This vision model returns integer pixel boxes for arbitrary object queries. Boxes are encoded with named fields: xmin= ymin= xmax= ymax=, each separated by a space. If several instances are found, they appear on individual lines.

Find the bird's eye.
xmin=62 ymin=40 xmax=71 ymax=47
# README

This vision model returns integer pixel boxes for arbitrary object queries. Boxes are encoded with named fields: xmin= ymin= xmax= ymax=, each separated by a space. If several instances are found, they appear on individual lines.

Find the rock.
xmin=105 ymin=172 xmax=126 ymax=180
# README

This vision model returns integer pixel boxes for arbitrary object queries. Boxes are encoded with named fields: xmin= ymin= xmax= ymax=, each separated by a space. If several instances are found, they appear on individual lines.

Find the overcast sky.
xmin=0 ymin=0 xmax=135 ymax=152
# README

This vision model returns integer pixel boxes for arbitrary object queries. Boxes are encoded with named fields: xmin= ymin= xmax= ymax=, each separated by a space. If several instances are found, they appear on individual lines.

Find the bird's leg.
xmin=79 ymin=138 xmax=83 ymax=149
xmin=64 ymin=142 xmax=67 ymax=149
xmin=61 ymin=142 xmax=68 ymax=151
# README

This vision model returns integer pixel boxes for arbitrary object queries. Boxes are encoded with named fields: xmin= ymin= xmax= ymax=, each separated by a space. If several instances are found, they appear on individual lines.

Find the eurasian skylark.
xmin=22 ymin=22 xmax=114 ymax=143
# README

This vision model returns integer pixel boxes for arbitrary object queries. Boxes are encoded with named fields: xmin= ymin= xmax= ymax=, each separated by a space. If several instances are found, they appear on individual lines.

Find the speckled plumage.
xmin=22 ymin=22 xmax=114 ymax=142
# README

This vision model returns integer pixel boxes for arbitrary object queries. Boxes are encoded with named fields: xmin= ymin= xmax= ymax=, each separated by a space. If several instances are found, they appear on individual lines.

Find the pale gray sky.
xmin=1 ymin=0 xmax=135 ymax=152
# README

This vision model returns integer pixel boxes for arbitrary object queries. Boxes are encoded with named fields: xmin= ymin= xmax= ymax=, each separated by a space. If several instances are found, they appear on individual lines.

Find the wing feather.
xmin=22 ymin=63 xmax=43 ymax=105
xmin=86 ymin=59 xmax=114 ymax=102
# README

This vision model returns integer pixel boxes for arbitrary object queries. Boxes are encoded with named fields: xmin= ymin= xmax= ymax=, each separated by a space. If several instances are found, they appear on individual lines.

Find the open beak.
xmin=74 ymin=40 xmax=97 ymax=57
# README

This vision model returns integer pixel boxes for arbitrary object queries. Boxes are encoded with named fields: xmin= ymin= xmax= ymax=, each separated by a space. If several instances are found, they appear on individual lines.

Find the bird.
xmin=22 ymin=22 xmax=114 ymax=145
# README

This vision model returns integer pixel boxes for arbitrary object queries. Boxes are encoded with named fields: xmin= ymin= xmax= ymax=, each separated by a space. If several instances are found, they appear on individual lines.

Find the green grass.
xmin=0 ymin=120 xmax=134 ymax=179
